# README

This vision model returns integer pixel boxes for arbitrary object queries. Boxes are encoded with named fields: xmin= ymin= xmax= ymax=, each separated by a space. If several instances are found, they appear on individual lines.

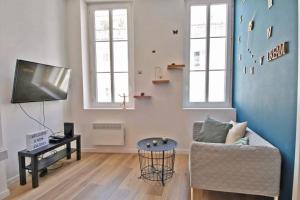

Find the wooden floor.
xmin=5 ymin=153 xmax=270 ymax=200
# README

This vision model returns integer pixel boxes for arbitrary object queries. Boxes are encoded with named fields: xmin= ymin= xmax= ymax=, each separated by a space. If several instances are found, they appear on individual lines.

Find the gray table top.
xmin=137 ymin=137 xmax=177 ymax=152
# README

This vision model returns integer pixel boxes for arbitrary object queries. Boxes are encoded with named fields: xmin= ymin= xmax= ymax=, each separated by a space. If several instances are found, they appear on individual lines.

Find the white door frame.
xmin=292 ymin=1 xmax=300 ymax=199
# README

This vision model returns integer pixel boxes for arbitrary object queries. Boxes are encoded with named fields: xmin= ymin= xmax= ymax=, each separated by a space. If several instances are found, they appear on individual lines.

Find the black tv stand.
xmin=18 ymin=135 xmax=81 ymax=188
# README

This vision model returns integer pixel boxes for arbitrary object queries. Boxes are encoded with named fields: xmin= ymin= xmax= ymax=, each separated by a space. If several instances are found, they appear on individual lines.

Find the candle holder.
xmin=162 ymin=137 xmax=168 ymax=144
xmin=152 ymin=140 xmax=158 ymax=146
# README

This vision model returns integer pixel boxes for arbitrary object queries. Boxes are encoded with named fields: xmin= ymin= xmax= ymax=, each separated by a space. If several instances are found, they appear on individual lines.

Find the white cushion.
xmin=225 ymin=121 xmax=248 ymax=144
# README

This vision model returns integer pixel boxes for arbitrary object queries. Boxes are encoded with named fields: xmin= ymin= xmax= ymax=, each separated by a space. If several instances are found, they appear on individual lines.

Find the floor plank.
xmin=5 ymin=153 xmax=271 ymax=200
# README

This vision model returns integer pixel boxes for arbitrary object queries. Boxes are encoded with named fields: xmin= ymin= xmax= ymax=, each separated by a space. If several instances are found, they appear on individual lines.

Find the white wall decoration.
xmin=268 ymin=0 xmax=273 ymax=9
xmin=268 ymin=42 xmax=289 ymax=61
xmin=267 ymin=26 xmax=273 ymax=39
xmin=248 ymin=20 xmax=254 ymax=31
xmin=260 ymin=56 xmax=264 ymax=65
xmin=250 ymin=67 xmax=255 ymax=75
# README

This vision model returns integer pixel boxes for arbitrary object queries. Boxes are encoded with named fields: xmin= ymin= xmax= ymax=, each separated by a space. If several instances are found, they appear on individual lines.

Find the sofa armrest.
xmin=189 ymin=141 xmax=281 ymax=197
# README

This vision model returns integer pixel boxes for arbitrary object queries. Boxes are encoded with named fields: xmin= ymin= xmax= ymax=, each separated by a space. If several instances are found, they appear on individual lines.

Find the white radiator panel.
xmin=91 ymin=123 xmax=125 ymax=146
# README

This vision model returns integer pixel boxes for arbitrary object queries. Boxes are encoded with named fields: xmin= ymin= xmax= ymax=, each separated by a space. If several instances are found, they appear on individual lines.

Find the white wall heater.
xmin=91 ymin=123 xmax=125 ymax=146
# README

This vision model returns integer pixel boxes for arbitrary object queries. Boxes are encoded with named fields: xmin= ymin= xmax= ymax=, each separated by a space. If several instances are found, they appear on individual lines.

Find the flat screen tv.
xmin=11 ymin=60 xmax=71 ymax=103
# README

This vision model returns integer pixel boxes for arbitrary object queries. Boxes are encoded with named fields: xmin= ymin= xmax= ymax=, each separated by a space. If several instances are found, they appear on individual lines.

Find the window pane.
xmin=190 ymin=39 xmax=206 ymax=70
xmin=95 ymin=10 xmax=109 ymax=41
xmin=97 ymin=73 xmax=112 ymax=102
xmin=189 ymin=72 xmax=206 ymax=102
xmin=190 ymin=6 xmax=207 ymax=38
xmin=96 ymin=42 xmax=110 ymax=72
xmin=113 ymin=9 xmax=128 ymax=41
xmin=209 ymin=71 xmax=225 ymax=102
xmin=113 ymin=41 xmax=128 ymax=72
xmin=114 ymin=73 xmax=129 ymax=102
xmin=210 ymin=4 xmax=227 ymax=37
xmin=209 ymin=38 xmax=226 ymax=70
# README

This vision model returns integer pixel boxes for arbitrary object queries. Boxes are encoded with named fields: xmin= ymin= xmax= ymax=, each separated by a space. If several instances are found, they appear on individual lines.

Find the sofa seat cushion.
xmin=196 ymin=117 xmax=232 ymax=143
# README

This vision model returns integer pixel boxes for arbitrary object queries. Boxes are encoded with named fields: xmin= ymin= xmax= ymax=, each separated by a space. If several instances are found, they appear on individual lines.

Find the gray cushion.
xmin=196 ymin=117 xmax=232 ymax=143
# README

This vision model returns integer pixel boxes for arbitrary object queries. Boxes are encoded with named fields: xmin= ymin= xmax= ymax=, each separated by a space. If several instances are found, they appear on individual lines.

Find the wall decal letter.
xmin=248 ymin=20 xmax=254 ymax=32
xmin=267 ymin=26 xmax=273 ymax=39
xmin=260 ymin=56 xmax=264 ymax=65
xmin=268 ymin=0 xmax=273 ymax=9
xmin=268 ymin=42 xmax=289 ymax=62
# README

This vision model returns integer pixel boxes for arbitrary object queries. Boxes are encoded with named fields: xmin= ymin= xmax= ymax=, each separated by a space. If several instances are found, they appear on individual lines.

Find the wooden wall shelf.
xmin=134 ymin=95 xmax=152 ymax=99
xmin=152 ymin=80 xmax=170 ymax=84
xmin=167 ymin=64 xmax=185 ymax=69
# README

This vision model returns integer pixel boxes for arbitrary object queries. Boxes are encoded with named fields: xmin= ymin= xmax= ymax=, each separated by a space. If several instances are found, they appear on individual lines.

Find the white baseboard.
xmin=0 ymin=189 xmax=9 ymax=200
xmin=82 ymin=147 xmax=189 ymax=155
xmin=7 ymin=174 xmax=19 ymax=186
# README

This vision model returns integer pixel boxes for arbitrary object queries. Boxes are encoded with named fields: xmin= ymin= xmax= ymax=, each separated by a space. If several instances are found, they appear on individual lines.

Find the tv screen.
xmin=11 ymin=60 xmax=71 ymax=103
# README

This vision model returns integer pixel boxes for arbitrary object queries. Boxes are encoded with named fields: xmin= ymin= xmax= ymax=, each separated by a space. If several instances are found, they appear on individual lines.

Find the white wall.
xmin=66 ymin=0 xmax=236 ymax=153
xmin=0 ymin=107 xmax=9 ymax=199
xmin=0 ymin=0 xmax=69 ymax=181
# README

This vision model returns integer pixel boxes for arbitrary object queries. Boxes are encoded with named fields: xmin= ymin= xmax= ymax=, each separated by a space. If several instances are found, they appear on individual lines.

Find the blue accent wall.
xmin=233 ymin=0 xmax=298 ymax=199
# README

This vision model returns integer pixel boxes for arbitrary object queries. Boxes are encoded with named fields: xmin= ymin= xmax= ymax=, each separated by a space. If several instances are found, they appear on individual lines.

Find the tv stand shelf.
xmin=18 ymin=135 xmax=81 ymax=188
xmin=25 ymin=148 xmax=76 ymax=171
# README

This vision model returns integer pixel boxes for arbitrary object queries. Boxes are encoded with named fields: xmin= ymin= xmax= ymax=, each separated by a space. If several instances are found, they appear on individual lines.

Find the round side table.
xmin=137 ymin=138 xmax=177 ymax=186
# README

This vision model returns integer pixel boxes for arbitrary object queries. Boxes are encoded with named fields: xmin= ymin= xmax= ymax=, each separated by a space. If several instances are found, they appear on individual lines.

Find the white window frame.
xmin=183 ymin=0 xmax=233 ymax=108
xmin=88 ymin=2 xmax=134 ymax=109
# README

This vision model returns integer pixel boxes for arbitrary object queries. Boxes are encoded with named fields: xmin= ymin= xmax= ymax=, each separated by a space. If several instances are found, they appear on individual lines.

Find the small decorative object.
xmin=243 ymin=67 xmax=247 ymax=74
xmin=152 ymin=50 xmax=156 ymax=54
xmin=152 ymin=140 xmax=158 ymax=146
xmin=26 ymin=130 xmax=49 ymax=151
xmin=251 ymin=54 xmax=254 ymax=58
xmin=268 ymin=42 xmax=289 ymax=62
xmin=119 ymin=93 xmax=128 ymax=109
xmin=155 ymin=67 xmax=163 ymax=80
xmin=240 ymin=16 xmax=243 ymax=23
xmin=267 ymin=26 xmax=273 ymax=39
xmin=194 ymin=51 xmax=201 ymax=66
xmin=268 ymin=0 xmax=273 ymax=9
xmin=172 ymin=30 xmax=178 ymax=35
xmin=250 ymin=67 xmax=255 ymax=75
xmin=146 ymin=143 xmax=151 ymax=148
xmin=162 ymin=137 xmax=168 ymax=144
xmin=260 ymin=56 xmax=264 ymax=65
xmin=248 ymin=20 xmax=254 ymax=32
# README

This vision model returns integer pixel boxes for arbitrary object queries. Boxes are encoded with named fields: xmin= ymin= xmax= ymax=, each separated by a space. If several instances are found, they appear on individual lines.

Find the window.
xmin=88 ymin=3 xmax=134 ymax=108
xmin=184 ymin=0 xmax=233 ymax=108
